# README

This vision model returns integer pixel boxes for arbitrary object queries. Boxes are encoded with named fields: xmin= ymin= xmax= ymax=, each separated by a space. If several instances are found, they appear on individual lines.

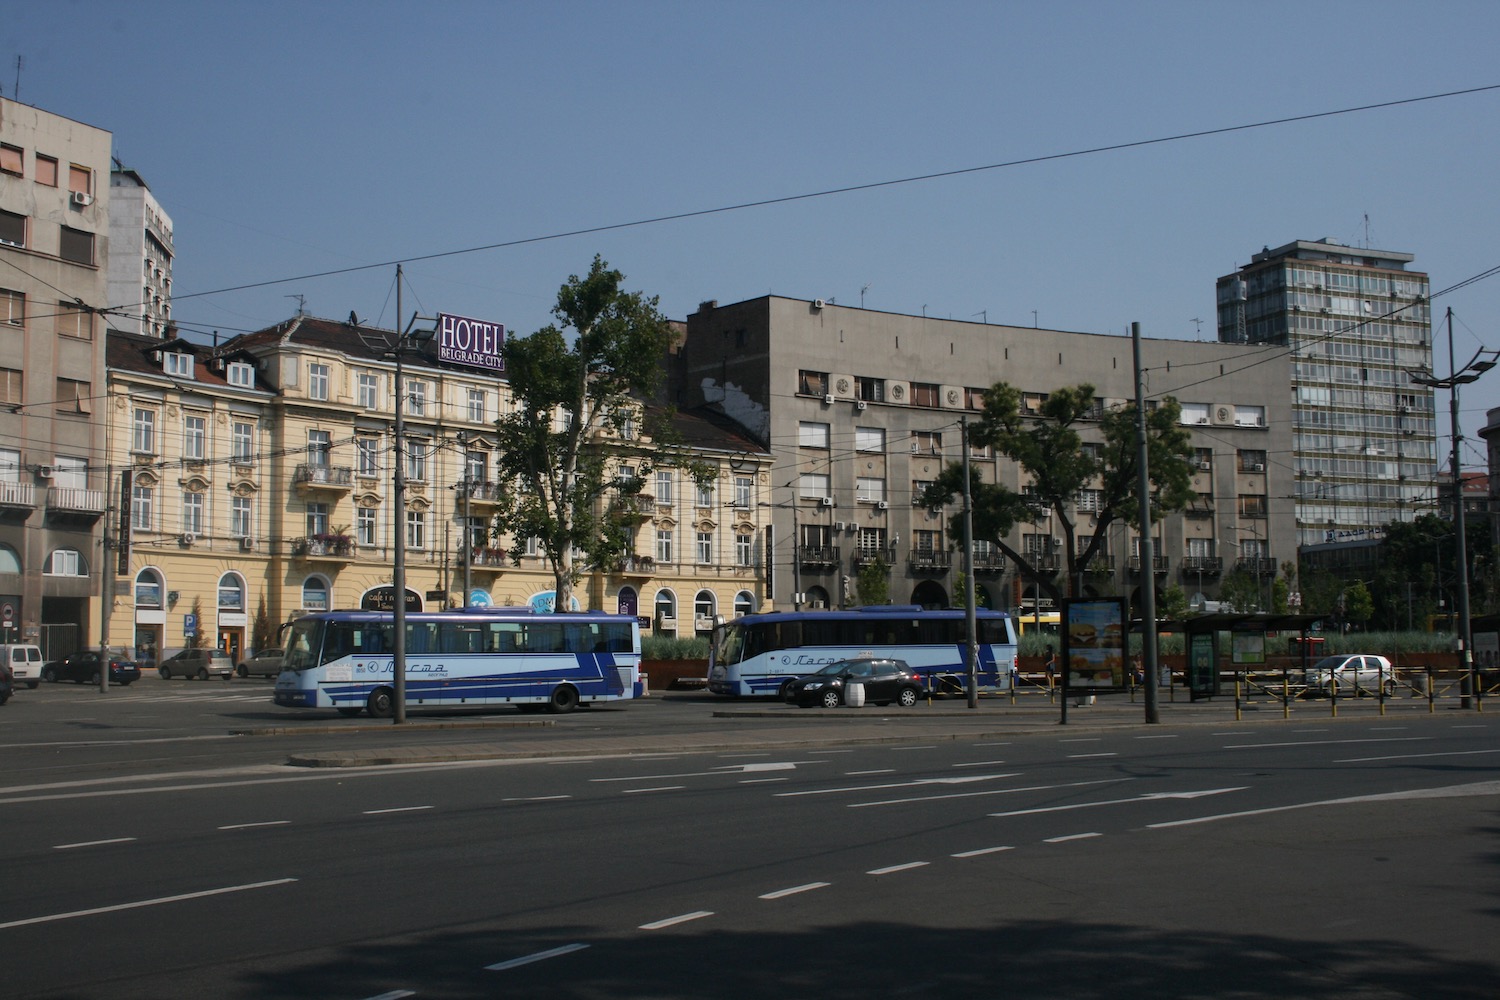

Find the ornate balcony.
xmin=798 ymin=545 xmax=841 ymax=569
xmin=0 ymin=480 xmax=36 ymax=514
xmin=1180 ymin=556 xmax=1223 ymax=578
xmin=909 ymin=548 xmax=952 ymax=573
xmin=293 ymin=464 xmax=353 ymax=493
xmin=971 ymin=552 xmax=1007 ymax=575
xmin=613 ymin=555 xmax=656 ymax=576
xmin=1128 ymin=555 xmax=1170 ymax=576
xmin=1082 ymin=555 xmax=1116 ymax=575
xmin=1236 ymin=556 xmax=1277 ymax=578
xmin=45 ymin=486 xmax=106 ymax=522
xmin=850 ymin=552 xmax=891 ymax=572
xmin=461 ymin=481 xmax=509 ymax=508
xmin=467 ymin=547 xmax=509 ymax=573
xmin=292 ymin=533 xmax=356 ymax=562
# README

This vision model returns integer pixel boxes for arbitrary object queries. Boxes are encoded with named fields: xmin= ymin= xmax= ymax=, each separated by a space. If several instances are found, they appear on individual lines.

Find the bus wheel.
xmin=367 ymin=687 xmax=395 ymax=719
xmin=547 ymin=685 xmax=579 ymax=714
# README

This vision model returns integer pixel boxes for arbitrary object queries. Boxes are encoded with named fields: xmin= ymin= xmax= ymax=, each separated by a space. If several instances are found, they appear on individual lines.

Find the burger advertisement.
xmin=1061 ymin=597 xmax=1127 ymax=689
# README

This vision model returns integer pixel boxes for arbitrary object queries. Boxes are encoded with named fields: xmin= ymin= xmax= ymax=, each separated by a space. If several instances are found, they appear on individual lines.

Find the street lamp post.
xmin=1409 ymin=308 xmax=1498 ymax=709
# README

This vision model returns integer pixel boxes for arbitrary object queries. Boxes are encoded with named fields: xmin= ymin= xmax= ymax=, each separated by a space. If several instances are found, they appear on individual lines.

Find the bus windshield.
xmin=283 ymin=620 xmax=324 ymax=672
xmin=714 ymin=623 xmax=745 ymax=666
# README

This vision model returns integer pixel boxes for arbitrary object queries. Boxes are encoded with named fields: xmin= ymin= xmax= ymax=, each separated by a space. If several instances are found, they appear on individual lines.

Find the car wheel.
xmin=26 ymin=681 xmax=38 ymax=690
xmin=897 ymin=685 xmax=920 ymax=708
xmin=236 ymin=664 xmax=249 ymax=678
xmin=90 ymin=671 xmax=101 ymax=685
xmin=547 ymin=685 xmax=579 ymax=714
xmin=196 ymin=667 xmax=208 ymax=681
xmin=42 ymin=667 xmax=57 ymax=683
xmin=366 ymin=687 xmax=395 ymax=719
xmin=819 ymin=689 xmax=842 ymax=709
xmin=159 ymin=666 xmax=172 ymax=680
xmin=1383 ymin=678 xmax=1397 ymax=698
xmin=1328 ymin=679 xmax=1340 ymax=698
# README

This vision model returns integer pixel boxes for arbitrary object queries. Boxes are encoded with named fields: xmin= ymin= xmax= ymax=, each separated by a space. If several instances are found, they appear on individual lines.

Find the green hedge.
xmin=641 ymin=635 xmax=711 ymax=660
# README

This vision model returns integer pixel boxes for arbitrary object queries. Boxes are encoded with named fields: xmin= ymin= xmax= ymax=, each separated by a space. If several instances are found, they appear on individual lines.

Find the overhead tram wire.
xmin=154 ymin=85 xmax=1500 ymax=311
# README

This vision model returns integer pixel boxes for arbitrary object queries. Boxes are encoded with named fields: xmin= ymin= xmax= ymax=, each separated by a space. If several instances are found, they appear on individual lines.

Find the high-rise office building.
xmin=106 ymin=168 xmax=174 ymax=337
xmin=1216 ymin=239 xmax=1435 ymax=551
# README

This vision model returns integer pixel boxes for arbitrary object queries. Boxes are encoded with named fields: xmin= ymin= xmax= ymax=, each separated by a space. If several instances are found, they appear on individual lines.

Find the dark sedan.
xmin=783 ymin=657 xmax=923 ymax=709
xmin=41 ymin=651 xmax=141 ymax=686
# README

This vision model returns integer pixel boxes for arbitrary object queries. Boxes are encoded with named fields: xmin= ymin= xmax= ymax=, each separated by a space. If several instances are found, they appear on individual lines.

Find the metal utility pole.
xmin=393 ymin=266 xmax=407 ymax=723
xmin=961 ymin=416 xmax=978 ymax=708
xmin=1132 ymin=322 xmax=1160 ymax=724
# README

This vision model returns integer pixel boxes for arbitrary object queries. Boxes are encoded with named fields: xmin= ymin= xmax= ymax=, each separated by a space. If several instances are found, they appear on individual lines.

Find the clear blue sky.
xmin=8 ymin=1 xmax=1500 ymax=458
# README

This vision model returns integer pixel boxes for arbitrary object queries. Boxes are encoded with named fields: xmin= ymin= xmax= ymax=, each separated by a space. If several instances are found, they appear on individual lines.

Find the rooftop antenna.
xmin=1190 ymin=317 xmax=1203 ymax=339
xmin=13 ymin=56 xmax=21 ymax=101
xmin=285 ymin=294 xmax=306 ymax=317
xmin=860 ymin=284 xmax=870 ymax=308
xmin=972 ymin=310 xmax=987 ymax=324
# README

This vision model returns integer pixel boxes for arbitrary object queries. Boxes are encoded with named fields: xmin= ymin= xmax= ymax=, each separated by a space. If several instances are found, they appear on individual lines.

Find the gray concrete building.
xmin=0 ymin=98 xmax=113 ymax=655
xmin=1216 ymin=239 xmax=1436 ymax=549
xmin=672 ymin=296 xmax=1295 ymax=616
xmin=106 ymin=168 xmax=174 ymax=338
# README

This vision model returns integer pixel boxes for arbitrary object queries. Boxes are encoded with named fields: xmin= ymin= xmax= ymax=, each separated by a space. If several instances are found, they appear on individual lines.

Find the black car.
xmin=783 ymin=657 xmax=923 ymax=709
xmin=41 ymin=650 xmax=142 ymax=686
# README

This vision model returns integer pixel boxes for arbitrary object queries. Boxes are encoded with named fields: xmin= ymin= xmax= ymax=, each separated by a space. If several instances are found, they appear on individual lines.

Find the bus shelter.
xmin=1152 ymin=613 xmax=1325 ymax=701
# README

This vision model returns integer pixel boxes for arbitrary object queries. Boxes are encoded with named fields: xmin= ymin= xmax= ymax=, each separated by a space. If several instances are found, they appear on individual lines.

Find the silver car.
xmin=158 ymin=648 xmax=235 ymax=681
xmin=236 ymin=647 xmax=285 ymax=678
xmin=1304 ymin=654 xmax=1396 ymax=697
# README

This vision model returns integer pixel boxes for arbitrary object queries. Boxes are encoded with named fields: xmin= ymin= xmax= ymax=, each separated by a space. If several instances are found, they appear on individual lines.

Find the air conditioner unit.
xmin=833 ymin=521 xmax=844 ymax=531
xmin=877 ymin=501 xmax=889 ymax=510
xmin=1197 ymin=461 xmax=1212 ymax=471
xmin=820 ymin=496 xmax=835 ymax=507
xmin=856 ymin=400 xmax=867 ymax=410
xmin=179 ymin=532 xmax=196 ymax=546
xmin=239 ymin=536 xmax=255 ymax=552
xmin=36 ymin=465 xmax=55 ymax=479
xmin=1251 ymin=463 xmax=1265 ymax=472
xmin=823 ymin=394 xmax=834 ymax=405
xmin=70 ymin=191 xmax=94 ymax=207
xmin=812 ymin=299 xmax=825 ymax=310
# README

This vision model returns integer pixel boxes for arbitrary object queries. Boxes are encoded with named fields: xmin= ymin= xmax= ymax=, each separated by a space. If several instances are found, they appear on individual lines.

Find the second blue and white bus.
xmin=273 ymin=607 xmax=641 ymax=717
xmin=707 ymin=605 xmax=1018 ymax=697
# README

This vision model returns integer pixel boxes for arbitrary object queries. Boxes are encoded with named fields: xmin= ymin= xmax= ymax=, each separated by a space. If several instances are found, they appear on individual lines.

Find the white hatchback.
xmin=1304 ymin=654 xmax=1396 ymax=697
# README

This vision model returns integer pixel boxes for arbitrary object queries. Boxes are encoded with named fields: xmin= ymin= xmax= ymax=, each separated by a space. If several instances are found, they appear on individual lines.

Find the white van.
xmin=0 ymin=644 xmax=44 ymax=689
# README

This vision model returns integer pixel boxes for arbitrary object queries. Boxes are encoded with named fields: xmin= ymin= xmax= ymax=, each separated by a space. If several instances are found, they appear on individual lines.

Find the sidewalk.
xmin=279 ymin=692 xmax=1459 ymax=768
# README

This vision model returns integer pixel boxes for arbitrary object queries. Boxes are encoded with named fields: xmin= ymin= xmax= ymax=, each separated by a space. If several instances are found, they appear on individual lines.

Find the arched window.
xmin=301 ymin=576 xmax=330 ymax=612
xmin=654 ymin=590 xmax=677 ymax=635
xmin=44 ymin=548 xmax=87 ymax=576
xmin=217 ymin=573 xmax=245 ymax=612
xmin=0 ymin=543 xmax=19 ymax=574
xmin=694 ymin=590 xmax=716 ymax=628
xmin=806 ymin=585 xmax=831 ymax=610
xmin=734 ymin=590 xmax=755 ymax=618
xmin=135 ymin=569 xmax=164 ymax=608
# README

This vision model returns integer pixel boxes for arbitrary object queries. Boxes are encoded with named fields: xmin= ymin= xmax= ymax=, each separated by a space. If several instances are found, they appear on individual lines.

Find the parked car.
xmin=1304 ymin=654 xmax=1397 ymax=697
xmin=0 ymin=643 xmax=44 ymax=689
xmin=41 ymin=650 xmax=142 ymax=686
xmin=158 ymin=648 xmax=234 ymax=681
xmin=236 ymin=647 xmax=285 ymax=678
xmin=783 ymin=657 xmax=924 ymax=709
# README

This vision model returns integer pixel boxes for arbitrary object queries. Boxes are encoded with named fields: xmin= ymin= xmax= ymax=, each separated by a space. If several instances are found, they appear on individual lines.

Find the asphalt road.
xmin=2 ymin=682 xmax=1497 ymax=999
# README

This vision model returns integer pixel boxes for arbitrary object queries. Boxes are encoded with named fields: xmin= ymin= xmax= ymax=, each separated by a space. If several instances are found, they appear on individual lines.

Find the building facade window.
xmin=735 ymin=532 xmax=753 ymax=567
xmin=46 ymin=548 xmax=85 ymax=577
xmin=911 ymin=382 xmax=940 ymax=408
xmin=798 ymin=370 xmax=829 ymax=396
xmin=302 ymin=578 xmax=329 ymax=612
xmin=406 ymin=510 xmax=426 ymax=549
xmin=182 ymin=491 xmax=204 ymax=534
xmin=467 ymin=388 xmax=486 ymax=423
xmin=734 ymin=476 xmax=753 ymax=509
xmin=655 ymin=528 xmax=673 ymax=564
xmin=855 ymin=426 xmax=885 ymax=453
xmin=406 ymin=439 xmax=427 ymax=482
xmin=0 ymin=144 xmax=20 ymax=176
xmin=655 ymin=470 xmax=674 ymax=505
xmin=56 ymin=300 xmax=90 ymax=339
xmin=164 ymin=353 xmax=193 ymax=378
xmin=0 ymin=210 xmax=25 ymax=247
xmin=696 ymin=482 xmax=714 ymax=508
xmin=307 ymin=429 xmax=331 ymax=468
xmin=0 ymin=367 xmax=19 ymax=407
xmin=799 ymin=421 xmax=830 ymax=449
xmin=856 ymin=477 xmax=886 ymax=503
xmin=305 ymin=502 xmax=329 ymax=537
xmin=308 ymin=363 xmax=330 ymax=401
xmin=357 ymin=506 xmax=377 ymax=547
xmin=132 ymin=408 xmax=156 ymax=454
xmin=696 ymin=531 xmax=713 ymax=564
xmin=798 ymin=472 xmax=830 ymax=500
xmin=1 ymin=288 xmax=22 ymax=326
xmin=227 ymin=361 xmax=255 ymax=388
xmin=55 ymin=378 xmax=88 ymax=414
xmin=356 ymin=438 xmax=379 ymax=477
xmin=232 ymin=421 xmax=254 ymax=462
xmin=58 ymin=227 xmax=94 ymax=266
xmin=34 ymin=155 xmax=57 ymax=187
xmin=357 ymin=373 xmax=378 ymax=409
xmin=406 ymin=380 xmax=427 ymax=416
xmin=232 ymin=496 xmax=252 ymax=538
xmin=131 ymin=485 xmax=153 ymax=530
xmin=183 ymin=415 xmax=206 ymax=460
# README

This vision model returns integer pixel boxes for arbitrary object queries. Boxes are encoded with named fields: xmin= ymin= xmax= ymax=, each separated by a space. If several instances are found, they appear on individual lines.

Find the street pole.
xmin=791 ymin=489 xmax=802 ymax=611
xmin=1132 ymin=322 xmax=1160 ymax=724
xmin=392 ymin=265 xmax=407 ymax=724
xmin=961 ymin=415 xmax=978 ymax=708
xmin=1447 ymin=308 xmax=1474 ymax=708
xmin=460 ymin=433 xmax=472 ymax=607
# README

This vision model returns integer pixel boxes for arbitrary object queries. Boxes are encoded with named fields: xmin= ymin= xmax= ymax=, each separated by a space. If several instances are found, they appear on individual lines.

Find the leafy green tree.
xmin=918 ymin=383 xmax=1196 ymax=607
xmin=1156 ymin=582 xmax=1190 ymax=621
xmin=1343 ymin=579 xmax=1374 ymax=629
xmin=492 ymin=256 xmax=703 ymax=613
xmin=854 ymin=556 xmax=891 ymax=606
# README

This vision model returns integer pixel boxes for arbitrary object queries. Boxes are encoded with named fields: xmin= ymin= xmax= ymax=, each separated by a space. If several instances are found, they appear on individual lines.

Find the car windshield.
xmin=1311 ymin=655 xmax=1351 ymax=671
xmin=815 ymin=660 xmax=860 ymax=676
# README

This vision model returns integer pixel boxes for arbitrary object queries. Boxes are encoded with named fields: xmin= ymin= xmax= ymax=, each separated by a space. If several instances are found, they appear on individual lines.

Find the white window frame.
xmin=798 ymin=421 xmax=831 ymax=449
xmin=308 ymin=363 xmax=330 ymax=401
xmin=357 ymin=373 xmax=378 ymax=409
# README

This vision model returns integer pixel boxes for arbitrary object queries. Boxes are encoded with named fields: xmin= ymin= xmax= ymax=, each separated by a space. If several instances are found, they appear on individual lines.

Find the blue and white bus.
xmin=273 ymin=607 xmax=641 ymax=717
xmin=707 ymin=605 xmax=1018 ymax=697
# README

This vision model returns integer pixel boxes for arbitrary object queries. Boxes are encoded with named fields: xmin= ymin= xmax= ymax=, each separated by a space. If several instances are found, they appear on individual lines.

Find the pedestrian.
xmin=1043 ymin=645 xmax=1057 ymax=688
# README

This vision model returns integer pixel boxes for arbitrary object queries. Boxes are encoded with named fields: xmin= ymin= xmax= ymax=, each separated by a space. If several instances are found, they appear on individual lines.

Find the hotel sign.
xmin=437 ymin=312 xmax=505 ymax=372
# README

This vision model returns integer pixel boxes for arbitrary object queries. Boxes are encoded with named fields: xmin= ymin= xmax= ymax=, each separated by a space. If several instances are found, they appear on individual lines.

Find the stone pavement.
xmin=276 ymin=692 xmax=1458 ymax=768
